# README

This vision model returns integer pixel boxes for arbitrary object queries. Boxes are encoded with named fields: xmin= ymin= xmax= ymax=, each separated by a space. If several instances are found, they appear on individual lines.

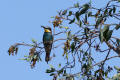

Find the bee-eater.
xmin=43 ymin=27 xmax=53 ymax=63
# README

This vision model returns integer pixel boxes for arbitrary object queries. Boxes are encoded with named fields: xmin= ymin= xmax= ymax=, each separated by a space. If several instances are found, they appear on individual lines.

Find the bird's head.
xmin=42 ymin=26 xmax=52 ymax=33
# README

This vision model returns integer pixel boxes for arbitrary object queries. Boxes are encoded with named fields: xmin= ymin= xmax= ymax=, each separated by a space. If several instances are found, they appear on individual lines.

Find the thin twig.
xmin=93 ymin=55 xmax=120 ymax=67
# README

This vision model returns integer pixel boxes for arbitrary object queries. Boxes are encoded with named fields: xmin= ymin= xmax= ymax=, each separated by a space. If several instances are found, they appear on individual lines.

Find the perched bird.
xmin=42 ymin=26 xmax=53 ymax=63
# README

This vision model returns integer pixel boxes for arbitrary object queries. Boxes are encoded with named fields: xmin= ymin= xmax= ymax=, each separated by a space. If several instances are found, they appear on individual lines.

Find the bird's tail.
xmin=45 ymin=52 xmax=50 ymax=64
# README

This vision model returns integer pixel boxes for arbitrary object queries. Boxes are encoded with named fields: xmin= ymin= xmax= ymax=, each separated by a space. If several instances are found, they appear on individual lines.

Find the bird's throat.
xmin=45 ymin=29 xmax=51 ymax=32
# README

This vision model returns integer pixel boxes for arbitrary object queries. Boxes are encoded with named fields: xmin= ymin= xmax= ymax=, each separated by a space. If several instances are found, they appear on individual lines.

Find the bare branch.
xmin=93 ymin=55 xmax=120 ymax=67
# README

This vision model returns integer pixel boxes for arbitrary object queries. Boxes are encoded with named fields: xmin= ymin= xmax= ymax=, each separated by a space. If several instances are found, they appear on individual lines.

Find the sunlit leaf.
xmin=24 ymin=55 xmax=28 ymax=57
xmin=64 ymin=26 xmax=69 ymax=29
xmin=74 ymin=3 xmax=79 ymax=8
xmin=32 ymin=38 xmax=37 ymax=43
xmin=19 ymin=58 xmax=27 ymax=60
xmin=26 ymin=58 xmax=30 ymax=62
xmin=58 ymin=63 xmax=61 ymax=68
xmin=49 ymin=64 xmax=54 ymax=68
xmin=114 ymin=66 xmax=120 ymax=71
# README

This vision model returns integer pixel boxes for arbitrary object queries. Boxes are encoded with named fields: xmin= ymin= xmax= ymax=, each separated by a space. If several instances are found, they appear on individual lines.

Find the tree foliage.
xmin=8 ymin=0 xmax=120 ymax=80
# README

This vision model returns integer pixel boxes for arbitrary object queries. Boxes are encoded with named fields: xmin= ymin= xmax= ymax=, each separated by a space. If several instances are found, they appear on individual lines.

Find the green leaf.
xmin=84 ymin=27 xmax=89 ymax=38
xmin=75 ymin=11 xmax=80 ymax=21
xmin=71 ymin=42 xmax=75 ymax=53
xmin=85 ymin=14 xmax=87 ymax=23
xmin=84 ymin=52 xmax=88 ymax=56
xmin=46 ymin=69 xmax=51 ymax=73
xmin=18 ymin=58 xmax=27 ymax=60
xmin=26 ymin=58 xmax=30 ymax=62
xmin=58 ymin=63 xmax=61 ymax=68
xmin=88 ymin=12 xmax=92 ymax=17
xmin=103 ymin=25 xmax=109 ymax=32
xmin=112 ymin=73 xmax=120 ymax=80
xmin=79 ymin=4 xmax=90 ymax=16
xmin=50 ymin=16 xmax=54 ymax=18
xmin=64 ymin=26 xmax=69 ymax=29
xmin=32 ymin=38 xmax=37 ymax=43
xmin=88 ymin=57 xmax=92 ymax=66
xmin=103 ymin=25 xmax=110 ymax=39
xmin=68 ymin=11 xmax=72 ymax=16
xmin=49 ymin=64 xmax=54 ymax=68
xmin=82 ymin=64 xmax=87 ymax=69
xmin=74 ymin=3 xmax=79 ymax=8
xmin=113 ymin=6 xmax=116 ymax=13
xmin=82 ymin=57 xmax=85 ymax=61
xmin=95 ymin=16 xmax=104 ymax=28
xmin=51 ymin=68 xmax=56 ymax=72
xmin=95 ymin=70 xmax=99 ymax=76
xmin=79 ymin=20 xmax=82 ymax=27
xmin=100 ymin=26 xmax=112 ymax=42
xmin=50 ymin=73 xmax=55 ymax=76
xmin=24 ymin=55 xmax=28 ymax=57
xmin=67 ymin=31 xmax=72 ymax=41
xmin=115 ymin=24 xmax=120 ymax=30
xmin=62 ymin=10 xmax=67 ymax=15
xmin=33 ymin=55 xmax=37 ymax=59
xmin=69 ymin=18 xmax=75 ymax=24
xmin=105 ymin=71 xmax=108 ymax=78
xmin=104 ymin=9 xmax=108 ymax=15
xmin=64 ymin=70 xmax=66 ymax=74
xmin=106 ymin=30 xmax=113 ymax=41
xmin=66 ymin=76 xmax=74 ymax=80
xmin=66 ymin=52 xmax=68 ymax=60
xmin=99 ymin=29 xmax=104 ymax=43
xmin=114 ymin=66 xmax=120 ymax=71
xmin=58 ymin=69 xmax=64 ymax=75
xmin=116 ymin=39 xmax=120 ymax=46
xmin=109 ymin=9 xmax=113 ymax=16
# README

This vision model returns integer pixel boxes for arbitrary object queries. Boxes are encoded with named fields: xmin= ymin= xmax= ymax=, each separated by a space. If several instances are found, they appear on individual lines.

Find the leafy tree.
xmin=8 ymin=0 xmax=120 ymax=80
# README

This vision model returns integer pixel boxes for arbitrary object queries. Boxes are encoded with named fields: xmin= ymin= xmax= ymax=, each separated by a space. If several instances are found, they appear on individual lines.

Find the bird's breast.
xmin=43 ymin=32 xmax=53 ymax=41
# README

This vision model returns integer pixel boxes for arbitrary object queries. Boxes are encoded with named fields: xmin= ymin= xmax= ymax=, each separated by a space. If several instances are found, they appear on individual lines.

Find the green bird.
xmin=43 ymin=26 xmax=53 ymax=63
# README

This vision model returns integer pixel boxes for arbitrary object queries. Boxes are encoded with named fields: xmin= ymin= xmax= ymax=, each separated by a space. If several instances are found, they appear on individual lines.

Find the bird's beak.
xmin=41 ymin=26 xmax=46 ymax=29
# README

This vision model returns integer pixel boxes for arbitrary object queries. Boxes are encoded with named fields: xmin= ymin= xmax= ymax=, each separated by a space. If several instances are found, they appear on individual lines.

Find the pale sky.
xmin=0 ymin=0 xmax=120 ymax=80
